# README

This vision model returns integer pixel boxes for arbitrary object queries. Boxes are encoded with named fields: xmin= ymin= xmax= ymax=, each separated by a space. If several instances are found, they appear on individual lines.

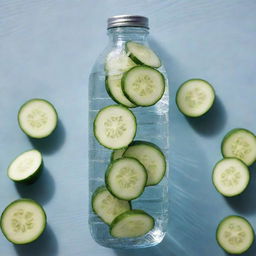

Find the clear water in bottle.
xmin=88 ymin=15 xmax=169 ymax=249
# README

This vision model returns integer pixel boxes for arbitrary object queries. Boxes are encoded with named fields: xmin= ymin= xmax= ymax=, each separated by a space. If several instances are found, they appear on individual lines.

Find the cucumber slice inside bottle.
xmin=93 ymin=105 xmax=137 ymax=149
xmin=126 ymin=41 xmax=161 ymax=68
xmin=105 ymin=50 xmax=136 ymax=75
xmin=0 ymin=199 xmax=47 ymax=244
xmin=123 ymin=141 xmax=166 ymax=186
xmin=110 ymin=209 xmax=155 ymax=238
xmin=110 ymin=147 xmax=127 ymax=162
xmin=18 ymin=99 xmax=58 ymax=139
xmin=8 ymin=149 xmax=43 ymax=184
xmin=216 ymin=215 xmax=254 ymax=254
xmin=176 ymin=79 xmax=215 ymax=117
xmin=212 ymin=158 xmax=250 ymax=197
xmin=106 ymin=75 xmax=137 ymax=108
xmin=92 ymin=186 xmax=131 ymax=225
xmin=221 ymin=128 xmax=256 ymax=166
xmin=105 ymin=157 xmax=147 ymax=200
xmin=122 ymin=66 xmax=165 ymax=106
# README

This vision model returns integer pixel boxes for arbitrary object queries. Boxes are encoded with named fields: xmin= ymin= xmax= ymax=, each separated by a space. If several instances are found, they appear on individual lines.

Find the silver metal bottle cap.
xmin=107 ymin=15 xmax=149 ymax=29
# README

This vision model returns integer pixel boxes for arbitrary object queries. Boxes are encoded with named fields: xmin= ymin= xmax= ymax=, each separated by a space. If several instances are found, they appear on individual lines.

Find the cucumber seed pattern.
xmin=104 ymin=116 xmax=126 ymax=139
xmin=221 ymin=167 xmax=241 ymax=187
xmin=185 ymin=87 xmax=206 ymax=108
xmin=116 ymin=167 xmax=137 ymax=188
xmin=102 ymin=194 xmax=128 ymax=216
xmin=224 ymin=223 xmax=246 ymax=245
xmin=11 ymin=209 xmax=34 ymax=233
xmin=27 ymin=109 xmax=48 ymax=128
xmin=132 ymin=75 xmax=154 ymax=97
xmin=231 ymin=137 xmax=251 ymax=160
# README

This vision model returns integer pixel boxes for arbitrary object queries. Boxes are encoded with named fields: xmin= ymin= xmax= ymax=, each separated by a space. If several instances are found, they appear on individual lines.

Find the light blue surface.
xmin=0 ymin=0 xmax=256 ymax=255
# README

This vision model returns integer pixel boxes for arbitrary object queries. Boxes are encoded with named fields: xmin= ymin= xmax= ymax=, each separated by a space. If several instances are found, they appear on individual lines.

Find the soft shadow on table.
xmin=15 ymin=167 xmax=55 ymax=205
xmin=225 ymin=163 xmax=256 ymax=215
xmin=185 ymin=96 xmax=227 ymax=136
xmin=14 ymin=225 xmax=58 ymax=256
xmin=29 ymin=119 xmax=65 ymax=155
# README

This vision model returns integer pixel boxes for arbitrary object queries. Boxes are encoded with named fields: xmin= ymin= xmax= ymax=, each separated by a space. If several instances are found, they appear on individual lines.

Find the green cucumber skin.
xmin=216 ymin=215 xmax=255 ymax=254
xmin=105 ymin=76 xmax=137 ymax=108
xmin=7 ymin=150 xmax=43 ymax=185
xmin=221 ymin=128 xmax=256 ymax=166
xmin=18 ymin=98 xmax=58 ymax=139
xmin=93 ymin=104 xmax=137 ymax=150
xmin=125 ymin=42 xmax=161 ymax=68
xmin=91 ymin=186 xmax=132 ymax=225
xmin=110 ymin=148 xmax=127 ymax=162
xmin=0 ymin=199 xmax=47 ymax=245
xmin=105 ymin=157 xmax=147 ymax=201
xmin=121 ymin=66 xmax=166 ymax=107
xmin=175 ymin=78 xmax=215 ymax=118
xmin=124 ymin=141 xmax=167 ymax=186
xmin=211 ymin=157 xmax=250 ymax=197
xmin=110 ymin=209 xmax=155 ymax=237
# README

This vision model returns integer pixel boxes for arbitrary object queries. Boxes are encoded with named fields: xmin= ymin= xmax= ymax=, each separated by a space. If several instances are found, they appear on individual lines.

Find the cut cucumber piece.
xmin=221 ymin=128 xmax=256 ymax=166
xmin=105 ymin=157 xmax=147 ymax=200
xmin=105 ymin=50 xmax=136 ymax=75
xmin=123 ymin=141 xmax=166 ymax=186
xmin=94 ymin=105 xmax=136 ymax=149
xmin=176 ymin=79 xmax=215 ymax=117
xmin=8 ymin=149 xmax=43 ymax=184
xmin=216 ymin=215 xmax=254 ymax=254
xmin=0 ymin=199 xmax=46 ymax=244
xmin=92 ymin=186 xmax=131 ymax=225
xmin=110 ymin=147 xmax=127 ymax=162
xmin=106 ymin=75 xmax=136 ymax=108
xmin=18 ymin=99 xmax=58 ymax=139
xmin=122 ymin=66 xmax=165 ymax=106
xmin=126 ymin=41 xmax=161 ymax=68
xmin=212 ymin=158 xmax=249 ymax=197
xmin=110 ymin=209 xmax=154 ymax=238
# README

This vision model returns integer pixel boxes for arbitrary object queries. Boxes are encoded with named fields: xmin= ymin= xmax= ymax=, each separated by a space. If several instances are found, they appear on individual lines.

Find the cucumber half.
xmin=123 ymin=141 xmax=166 ymax=186
xmin=8 ymin=149 xmax=43 ymax=184
xmin=105 ymin=157 xmax=147 ymax=200
xmin=92 ymin=186 xmax=131 ymax=225
xmin=110 ymin=209 xmax=155 ymax=238
xmin=105 ymin=50 xmax=136 ymax=75
xmin=216 ymin=215 xmax=254 ymax=254
xmin=18 ymin=99 xmax=58 ymax=139
xmin=94 ymin=105 xmax=136 ymax=149
xmin=176 ymin=79 xmax=215 ymax=117
xmin=221 ymin=128 xmax=256 ymax=166
xmin=110 ymin=147 xmax=127 ymax=162
xmin=106 ymin=75 xmax=137 ymax=108
xmin=0 ymin=199 xmax=47 ymax=244
xmin=122 ymin=66 xmax=165 ymax=106
xmin=212 ymin=158 xmax=250 ymax=197
xmin=126 ymin=41 xmax=161 ymax=68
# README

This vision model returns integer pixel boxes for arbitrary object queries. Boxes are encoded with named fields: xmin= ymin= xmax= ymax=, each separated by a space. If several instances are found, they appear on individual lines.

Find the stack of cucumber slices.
xmin=212 ymin=128 xmax=256 ymax=254
xmin=92 ymin=41 xmax=167 ymax=238
xmin=1 ymin=98 xmax=58 ymax=245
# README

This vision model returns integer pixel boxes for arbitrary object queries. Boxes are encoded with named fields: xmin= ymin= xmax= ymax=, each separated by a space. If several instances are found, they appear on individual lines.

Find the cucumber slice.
xmin=110 ymin=147 xmax=127 ymax=162
xmin=106 ymin=75 xmax=136 ymax=108
xmin=0 ymin=199 xmax=47 ymax=244
xmin=110 ymin=209 xmax=154 ymax=238
xmin=221 ymin=128 xmax=256 ymax=166
xmin=122 ymin=66 xmax=165 ymax=106
xmin=92 ymin=186 xmax=131 ymax=225
xmin=216 ymin=215 xmax=254 ymax=254
xmin=8 ymin=149 xmax=43 ymax=184
xmin=105 ymin=50 xmax=136 ymax=75
xmin=105 ymin=157 xmax=147 ymax=200
xmin=94 ymin=105 xmax=136 ymax=149
xmin=212 ymin=158 xmax=250 ymax=197
xmin=123 ymin=141 xmax=166 ymax=186
xmin=18 ymin=99 xmax=58 ymax=139
xmin=126 ymin=41 xmax=161 ymax=68
xmin=176 ymin=79 xmax=215 ymax=117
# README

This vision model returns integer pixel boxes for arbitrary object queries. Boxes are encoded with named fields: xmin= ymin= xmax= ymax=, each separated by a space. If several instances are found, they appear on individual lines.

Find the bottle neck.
xmin=107 ymin=27 xmax=149 ymax=46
